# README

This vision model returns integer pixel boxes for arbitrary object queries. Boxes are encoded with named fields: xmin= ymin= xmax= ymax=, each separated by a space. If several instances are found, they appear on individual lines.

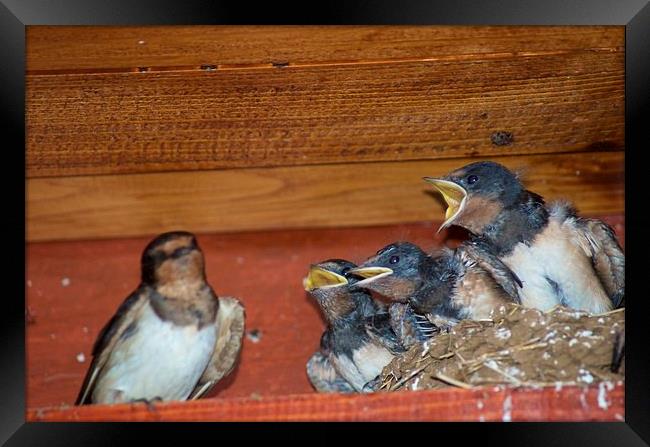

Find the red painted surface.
xmin=27 ymin=383 xmax=624 ymax=422
xmin=26 ymin=216 xmax=624 ymax=417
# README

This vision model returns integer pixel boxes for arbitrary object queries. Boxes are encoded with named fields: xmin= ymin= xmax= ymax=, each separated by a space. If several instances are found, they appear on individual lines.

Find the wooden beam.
xmin=26 ymin=152 xmax=624 ymax=242
xmin=27 ymin=383 xmax=624 ymax=422
xmin=27 ymin=47 xmax=623 ymax=177
xmin=27 ymin=26 xmax=623 ymax=73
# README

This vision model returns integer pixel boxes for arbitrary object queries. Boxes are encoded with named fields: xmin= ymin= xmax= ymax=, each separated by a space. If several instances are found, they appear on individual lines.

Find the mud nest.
xmin=379 ymin=304 xmax=624 ymax=392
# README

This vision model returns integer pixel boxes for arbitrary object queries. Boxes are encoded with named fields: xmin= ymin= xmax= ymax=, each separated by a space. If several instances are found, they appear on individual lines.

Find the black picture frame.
xmin=6 ymin=0 xmax=648 ymax=444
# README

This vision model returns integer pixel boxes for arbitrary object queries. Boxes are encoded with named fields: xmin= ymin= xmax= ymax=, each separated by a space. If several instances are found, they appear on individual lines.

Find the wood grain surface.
xmin=25 ymin=218 xmax=624 ymax=412
xmin=26 ymin=27 xmax=623 ymax=177
xmin=24 ymin=25 xmax=627 ymax=423
xmin=27 ymin=382 xmax=625 ymax=422
xmin=27 ymin=152 xmax=624 ymax=242
xmin=27 ymin=26 xmax=623 ymax=72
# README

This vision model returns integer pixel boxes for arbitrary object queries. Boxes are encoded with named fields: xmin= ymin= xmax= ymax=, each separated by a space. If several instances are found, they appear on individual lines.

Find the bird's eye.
xmin=467 ymin=175 xmax=479 ymax=185
xmin=341 ymin=267 xmax=351 ymax=275
xmin=389 ymin=255 xmax=400 ymax=264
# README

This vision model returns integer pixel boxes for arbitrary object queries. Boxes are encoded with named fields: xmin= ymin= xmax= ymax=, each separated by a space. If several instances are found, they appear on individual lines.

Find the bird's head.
xmin=347 ymin=242 xmax=428 ymax=301
xmin=140 ymin=231 xmax=205 ymax=287
xmin=424 ymin=161 xmax=524 ymax=234
xmin=303 ymin=259 xmax=361 ymax=323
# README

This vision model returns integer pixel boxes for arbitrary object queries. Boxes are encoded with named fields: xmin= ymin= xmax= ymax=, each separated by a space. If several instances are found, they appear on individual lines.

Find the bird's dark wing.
xmin=306 ymin=351 xmax=356 ymax=393
xmin=75 ymin=287 xmax=148 ymax=405
xmin=460 ymin=239 xmax=522 ymax=303
xmin=577 ymin=219 xmax=625 ymax=308
xmin=364 ymin=312 xmax=406 ymax=354
xmin=189 ymin=296 xmax=245 ymax=400
xmin=319 ymin=330 xmax=333 ymax=355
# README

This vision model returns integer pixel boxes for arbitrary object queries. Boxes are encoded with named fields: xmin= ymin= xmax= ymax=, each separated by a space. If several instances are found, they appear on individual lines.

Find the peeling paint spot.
xmin=579 ymin=390 xmax=588 ymax=409
xmin=502 ymin=395 xmax=512 ymax=422
xmin=61 ymin=277 xmax=71 ymax=287
xmin=597 ymin=382 xmax=610 ymax=410
xmin=247 ymin=329 xmax=262 ymax=343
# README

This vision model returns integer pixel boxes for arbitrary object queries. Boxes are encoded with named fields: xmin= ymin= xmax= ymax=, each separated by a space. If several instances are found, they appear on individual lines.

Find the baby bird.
xmin=348 ymin=241 xmax=521 ymax=327
xmin=304 ymin=259 xmax=403 ymax=393
xmin=424 ymin=161 xmax=624 ymax=313
xmin=76 ymin=231 xmax=245 ymax=405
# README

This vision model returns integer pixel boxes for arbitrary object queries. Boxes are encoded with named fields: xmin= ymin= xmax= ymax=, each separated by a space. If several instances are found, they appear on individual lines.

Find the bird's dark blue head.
xmin=140 ymin=231 xmax=205 ymax=285
xmin=304 ymin=259 xmax=371 ymax=324
xmin=424 ymin=161 xmax=525 ymax=234
xmin=347 ymin=242 xmax=431 ymax=301
xmin=445 ymin=161 xmax=523 ymax=201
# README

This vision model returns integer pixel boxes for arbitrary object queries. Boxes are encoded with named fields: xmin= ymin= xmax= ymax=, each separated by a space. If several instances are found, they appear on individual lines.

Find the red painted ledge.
xmin=27 ymin=382 xmax=624 ymax=422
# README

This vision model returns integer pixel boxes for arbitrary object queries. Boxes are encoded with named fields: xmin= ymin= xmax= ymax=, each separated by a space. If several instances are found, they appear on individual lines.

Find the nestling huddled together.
xmin=303 ymin=161 xmax=625 ymax=393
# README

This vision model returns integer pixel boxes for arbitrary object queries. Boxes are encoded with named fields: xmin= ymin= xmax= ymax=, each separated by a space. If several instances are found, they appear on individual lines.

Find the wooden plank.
xmin=27 ymin=383 xmax=624 ymax=421
xmin=25 ymin=218 xmax=624 ymax=411
xmin=27 ymin=49 xmax=624 ymax=177
xmin=26 ymin=26 xmax=623 ymax=73
xmin=26 ymin=152 xmax=624 ymax=242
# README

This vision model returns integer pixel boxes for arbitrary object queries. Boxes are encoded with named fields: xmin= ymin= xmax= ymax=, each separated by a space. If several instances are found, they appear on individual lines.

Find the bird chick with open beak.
xmin=76 ymin=231 xmax=245 ymax=405
xmin=348 ymin=241 xmax=522 ymax=332
xmin=424 ymin=161 xmax=624 ymax=313
xmin=304 ymin=259 xmax=404 ymax=393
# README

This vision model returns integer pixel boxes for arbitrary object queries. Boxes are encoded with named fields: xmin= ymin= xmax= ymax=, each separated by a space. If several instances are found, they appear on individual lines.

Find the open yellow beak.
xmin=346 ymin=266 xmax=394 ymax=286
xmin=303 ymin=265 xmax=348 ymax=291
xmin=423 ymin=177 xmax=468 ymax=231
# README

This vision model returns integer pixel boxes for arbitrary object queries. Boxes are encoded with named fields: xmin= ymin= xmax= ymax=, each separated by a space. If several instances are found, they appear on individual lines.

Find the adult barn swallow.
xmin=424 ymin=161 xmax=624 ymax=313
xmin=304 ymin=260 xmax=403 ymax=392
xmin=76 ymin=231 xmax=245 ymax=405
xmin=349 ymin=241 xmax=520 ymax=324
